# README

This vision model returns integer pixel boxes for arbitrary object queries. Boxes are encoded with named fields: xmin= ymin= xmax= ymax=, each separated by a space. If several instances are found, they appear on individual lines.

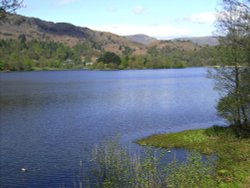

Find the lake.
xmin=0 ymin=68 xmax=224 ymax=187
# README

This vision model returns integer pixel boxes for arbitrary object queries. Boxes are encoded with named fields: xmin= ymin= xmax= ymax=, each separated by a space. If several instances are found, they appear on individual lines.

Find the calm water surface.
xmin=0 ymin=68 xmax=223 ymax=187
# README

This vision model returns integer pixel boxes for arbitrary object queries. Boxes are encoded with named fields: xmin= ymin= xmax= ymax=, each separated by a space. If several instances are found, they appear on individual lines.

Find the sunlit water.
xmin=0 ymin=68 xmax=224 ymax=187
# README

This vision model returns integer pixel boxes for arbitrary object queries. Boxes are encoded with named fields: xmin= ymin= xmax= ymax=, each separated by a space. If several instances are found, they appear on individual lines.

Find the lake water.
xmin=0 ymin=68 xmax=224 ymax=187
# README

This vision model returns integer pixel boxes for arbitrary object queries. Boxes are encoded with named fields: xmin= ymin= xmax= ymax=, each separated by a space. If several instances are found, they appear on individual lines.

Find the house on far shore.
xmin=64 ymin=59 xmax=73 ymax=64
xmin=85 ymin=62 xmax=93 ymax=66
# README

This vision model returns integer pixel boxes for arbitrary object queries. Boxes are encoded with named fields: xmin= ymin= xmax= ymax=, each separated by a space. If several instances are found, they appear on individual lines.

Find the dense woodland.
xmin=0 ymin=36 xmax=219 ymax=71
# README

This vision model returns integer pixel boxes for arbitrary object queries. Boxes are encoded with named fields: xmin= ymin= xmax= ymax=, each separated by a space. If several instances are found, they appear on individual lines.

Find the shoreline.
xmin=137 ymin=125 xmax=250 ymax=187
xmin=0 ymin=66 xmax=206 ymax=73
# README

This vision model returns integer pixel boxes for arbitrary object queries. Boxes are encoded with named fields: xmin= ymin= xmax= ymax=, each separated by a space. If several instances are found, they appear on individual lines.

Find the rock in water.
xmin=21 ymin=168 xmax=27 ymax=172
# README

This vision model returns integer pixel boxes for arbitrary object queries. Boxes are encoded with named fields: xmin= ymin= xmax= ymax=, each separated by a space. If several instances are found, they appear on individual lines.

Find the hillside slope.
xmin=124 ymin=34 xmax=157 ymax=45
xmin=0 ymin=14 xmax=217 ymax=71
xmin=176 ymin=36 xmax=219 ymax=46
xmin=0 ymin=14 xmax=146 ymax=55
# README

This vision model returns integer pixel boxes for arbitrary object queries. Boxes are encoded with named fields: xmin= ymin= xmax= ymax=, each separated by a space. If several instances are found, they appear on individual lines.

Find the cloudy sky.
xmin=17 ymin=0 xmax=220 ymax=39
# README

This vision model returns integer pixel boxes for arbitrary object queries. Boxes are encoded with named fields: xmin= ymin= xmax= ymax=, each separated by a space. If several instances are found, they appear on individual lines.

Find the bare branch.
xmin=0 ymin=0 xmax=23 ymax=19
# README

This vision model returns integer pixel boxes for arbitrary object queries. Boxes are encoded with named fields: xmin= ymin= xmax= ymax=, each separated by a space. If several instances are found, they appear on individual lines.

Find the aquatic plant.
xmin=76 ymin=140 xmax=216 ymax=188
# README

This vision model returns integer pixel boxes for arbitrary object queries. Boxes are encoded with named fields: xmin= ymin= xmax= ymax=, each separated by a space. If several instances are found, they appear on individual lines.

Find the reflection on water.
xmin=0 ymin=68 xmax=223 ymax=187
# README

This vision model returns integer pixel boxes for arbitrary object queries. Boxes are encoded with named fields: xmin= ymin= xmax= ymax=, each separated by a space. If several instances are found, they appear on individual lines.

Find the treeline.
xmin=92 ymin=45 xmax=219 ymax=70
xmin=0 ymin=35 xmax=219 ymax=71
xmin=0 ymin=35 xmax=96 ymax=71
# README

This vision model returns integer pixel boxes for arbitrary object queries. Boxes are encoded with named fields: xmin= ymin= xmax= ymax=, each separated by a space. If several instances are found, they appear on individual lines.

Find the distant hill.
xmin=0 ymin=14 xmax=214 ymax=58
xmin=0 ymin=14 xmax=146 ymax=55
xmin=175 ymin=36 xmax=219 ymax=46
xmin=149 ymin=40 xmax=201 ymax=51
xmin=124 ymin=34 xmax=157 ymax=45
xmin=0 ymin=14 xmax=219 ymax=71
xmin=124 ymin=35 xmax=219 ymax=47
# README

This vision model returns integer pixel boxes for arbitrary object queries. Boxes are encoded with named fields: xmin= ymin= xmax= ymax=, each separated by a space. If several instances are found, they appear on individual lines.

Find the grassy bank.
xmin=137 ymin=126 xmax=250 ymax=187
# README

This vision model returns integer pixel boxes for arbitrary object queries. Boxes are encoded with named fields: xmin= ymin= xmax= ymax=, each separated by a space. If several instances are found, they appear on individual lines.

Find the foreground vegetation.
xmin=76 ymin=140 xmax=216 ymax=188
xmin=137 ymin=126 xmax=250 ymax=187
xmin=75 ymin=126 xmax=249 ymax=187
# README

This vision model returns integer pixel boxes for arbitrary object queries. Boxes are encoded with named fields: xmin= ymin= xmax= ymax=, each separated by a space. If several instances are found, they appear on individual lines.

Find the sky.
xmin=17 ymin=0 xmax=221 ymax=39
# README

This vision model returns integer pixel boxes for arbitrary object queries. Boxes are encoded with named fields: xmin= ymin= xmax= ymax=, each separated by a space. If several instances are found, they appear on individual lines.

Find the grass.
xmin=137 ymin=125 xmax=250 ymax=187
xmin=78 ymin=140 xmax=216 ymax=188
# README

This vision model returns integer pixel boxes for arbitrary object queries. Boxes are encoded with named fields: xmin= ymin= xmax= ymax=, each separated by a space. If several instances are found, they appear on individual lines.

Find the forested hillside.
xmin=0 ymin=14 xmax=219 ymax=71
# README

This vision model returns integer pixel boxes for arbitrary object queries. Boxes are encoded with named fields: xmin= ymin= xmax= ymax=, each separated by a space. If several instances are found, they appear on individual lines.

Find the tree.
xmin=0 ymin=0 xmax=23 ymax=18
xmin=97 ymin=52 xmax=121 ymax=66
xmin=212 ymin=0 xmax=250 ymax=128
xmin=18 ymin=34 xmax=27 ymax=48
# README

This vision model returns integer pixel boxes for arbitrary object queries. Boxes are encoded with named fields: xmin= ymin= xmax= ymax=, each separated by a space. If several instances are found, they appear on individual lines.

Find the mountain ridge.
xmin=123 ymin=34 xmax=219 ymax=46
xmin=0 ymin=14 xmax=147 ymax=55
xmin=0 ymin=14 xmax=218 ymax=71
xmin=124 ymin=34 xmax=158 ymax=45
xmin=0 ymin=14 xmax=218 ymax=50
xmin=175 ymin=36 xmax=219 ymax=46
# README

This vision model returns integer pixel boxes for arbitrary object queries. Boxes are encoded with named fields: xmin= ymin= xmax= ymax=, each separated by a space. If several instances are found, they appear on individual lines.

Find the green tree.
xmin=0 ymin=60 xmax=4 ymax=70
xmin=18 ymin=34 xmax=27 ymax=49
xmin=92 ymin=61 xmax=105 ymax=70
xmin=118 ymin=57 xmax=128 ymax=69
xmin=212 ymin=0 xmax=250 ymax=128
xmin=97 ymin=52 xmax=121 ymax=66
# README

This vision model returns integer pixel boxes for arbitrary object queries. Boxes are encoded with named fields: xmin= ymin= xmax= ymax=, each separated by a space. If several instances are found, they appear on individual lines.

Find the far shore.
xmin=0 ymin=65 xmax=210 ymax=73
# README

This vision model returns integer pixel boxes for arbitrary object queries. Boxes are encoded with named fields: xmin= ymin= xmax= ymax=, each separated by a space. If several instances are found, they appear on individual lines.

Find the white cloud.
xmin=87 ymin=24 xmax=191 ymax=39
xmin=182 ymin=12 xmax=217 ymax=24
xmin=133 ymin=5 xmax=145 ymax=15
xmin=57 ymin=0 xmax=79 ymax=5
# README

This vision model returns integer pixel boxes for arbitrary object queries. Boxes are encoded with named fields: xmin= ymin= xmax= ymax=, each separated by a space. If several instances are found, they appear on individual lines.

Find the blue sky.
xmin=17 ymin=0 xmax=220 ymax=39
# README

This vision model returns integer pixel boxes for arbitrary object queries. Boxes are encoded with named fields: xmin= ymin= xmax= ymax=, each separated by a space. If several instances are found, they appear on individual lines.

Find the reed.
xmin=77 ymin=140 xmax=216 ymax=188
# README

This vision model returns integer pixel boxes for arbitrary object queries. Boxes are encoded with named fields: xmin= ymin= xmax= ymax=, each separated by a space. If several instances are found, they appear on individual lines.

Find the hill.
xmin=0 ymin=14 xmax=210 ymax=55
xmin=149 ymin=39 xmax=201 ymax=51
xmin=124 ymin=34 xmax=157 ymax=45
xmin=0 ymin=14 xmax=146 ymax=55
xmin=0 ymin=14 xmax=218 ymax=71
xmin=176 ymin=36 xmax=219 ymax=46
